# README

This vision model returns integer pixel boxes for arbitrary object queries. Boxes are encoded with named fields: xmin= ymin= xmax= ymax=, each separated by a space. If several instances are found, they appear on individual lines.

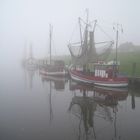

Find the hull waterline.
xmin=69 ymin=70 xmax=128 ymax=88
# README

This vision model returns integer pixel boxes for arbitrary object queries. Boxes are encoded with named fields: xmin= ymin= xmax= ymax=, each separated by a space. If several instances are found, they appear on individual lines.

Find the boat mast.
xmin=83 ymin=9 xmax=89 ymax=72
xmin=49 ymin=24 xmax=53 ymax=65
xmin=92 ymin=20 xmax=97 ymax=49
xmin=83 ymin=9 xmax=89 ymax=48
xmin=29 ymin=43 xmax=33 ymax=59
xmin=79 ymin=9 xmax=89 ymax=47
xmin=113 ymin=23 xmax=123 ymax=77
xmin=113 ymin=23 xmax=123 ymax=64
xmin=115 ymin=24 xmax=119 ymax=64
xmin=85 ymin=8 xmax=89 ymax=43
xmin=23 ymin=40 xmax=27 ymax=60
xmin=79 ymin=17 xmax=83 ymax=46
xmin=86 ymin=9 xmax=89 ymax=26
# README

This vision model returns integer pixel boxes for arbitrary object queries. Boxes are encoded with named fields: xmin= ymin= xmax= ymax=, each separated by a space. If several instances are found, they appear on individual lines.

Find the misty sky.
xmin=0 ymin=0 xmax=140 ymax=62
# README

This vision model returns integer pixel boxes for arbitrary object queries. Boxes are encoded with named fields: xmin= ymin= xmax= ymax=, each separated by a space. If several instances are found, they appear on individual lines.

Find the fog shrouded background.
xmin=0 ymin=0 xmax=140 ymax=65
xmin=0 ymin=1 xmax=140 ymax=139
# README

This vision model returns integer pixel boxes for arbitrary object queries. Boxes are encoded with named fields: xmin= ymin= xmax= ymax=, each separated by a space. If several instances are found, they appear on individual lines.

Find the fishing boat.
xmin=68 ymin=11 xmax=128 ymax=87
xmin=39 ymin=60 xmax=67 ymax=76
xmin=24 ymin=44 xmax=37 ymax=70
xmin=39 ymin=25 xmax=68 ymax=77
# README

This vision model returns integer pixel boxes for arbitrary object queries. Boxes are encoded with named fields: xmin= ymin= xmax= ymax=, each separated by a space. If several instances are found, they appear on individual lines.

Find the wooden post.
xmin=131 ymin=91 xmax=135 ymax=109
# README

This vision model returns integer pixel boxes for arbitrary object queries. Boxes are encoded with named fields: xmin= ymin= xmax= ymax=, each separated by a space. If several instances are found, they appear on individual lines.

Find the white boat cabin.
xmin=94 ymin=61 xmax=119 ymax=78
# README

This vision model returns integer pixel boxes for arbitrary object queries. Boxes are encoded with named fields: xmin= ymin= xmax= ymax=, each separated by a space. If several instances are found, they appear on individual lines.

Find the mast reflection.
xmin=69 ymin=81 xmax=128 ymax=140
xmin=49 ymin=80 xmax=53 ymax=123
xmin=40 ymin=75 xmax=68 ymax=124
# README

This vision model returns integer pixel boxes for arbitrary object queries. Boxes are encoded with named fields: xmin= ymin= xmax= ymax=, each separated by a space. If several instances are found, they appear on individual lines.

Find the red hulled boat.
xmin=68 ymin=12 xmax=128 ymax=87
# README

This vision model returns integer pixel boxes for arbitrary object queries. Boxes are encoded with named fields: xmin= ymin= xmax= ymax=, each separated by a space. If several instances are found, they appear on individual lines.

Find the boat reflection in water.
xmin=69 ymin=80 xmax=128 ymax=140
xmin=41 ymin=75 xmax=68 ymax=90
xmin=23 ymin=66 xmax=37 ymax=90
xmin=40 ymin=75 xmax=68 ymax=124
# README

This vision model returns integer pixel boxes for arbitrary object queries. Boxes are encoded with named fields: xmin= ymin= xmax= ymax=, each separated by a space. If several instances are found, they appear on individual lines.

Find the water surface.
xmin=0 ymin=64 xmax=140 ymax=140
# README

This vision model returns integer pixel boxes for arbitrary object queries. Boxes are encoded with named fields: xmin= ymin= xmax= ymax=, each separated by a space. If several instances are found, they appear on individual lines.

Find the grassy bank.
xmin=108 ymin=51 xmax=140 ymax=76
xmin=56 ymin=51 xmax=140 ymax=77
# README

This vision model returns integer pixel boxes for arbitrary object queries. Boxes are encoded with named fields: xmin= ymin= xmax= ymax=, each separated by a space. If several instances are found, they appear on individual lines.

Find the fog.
xmin=1 ymin=1 xmax=140 ymax=139
xmin=0 ymin=0 xmax=140 ymax=65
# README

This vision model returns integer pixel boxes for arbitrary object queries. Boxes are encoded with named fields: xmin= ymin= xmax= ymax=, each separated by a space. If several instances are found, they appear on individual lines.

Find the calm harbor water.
xmin=0 ymin=63 xmax=140 ymax=140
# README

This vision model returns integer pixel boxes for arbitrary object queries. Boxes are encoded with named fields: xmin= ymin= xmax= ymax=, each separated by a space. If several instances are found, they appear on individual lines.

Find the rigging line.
xmin=79 ymin=17 xmax=92 ymax=32
xmin=69 ymin=18 xmax=86 ymax=44
xmin=79 ymin=17 xmax=87 ymax=25
xmin=69 ymin=23 xmax=79 ymax=44
xmin=89 ymin=20 xmax=98 ymax=27
xmin=99 ymin=19 xmax=114 ymax=28
xmin=97 ymin=24 xmax=113 ymax=40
